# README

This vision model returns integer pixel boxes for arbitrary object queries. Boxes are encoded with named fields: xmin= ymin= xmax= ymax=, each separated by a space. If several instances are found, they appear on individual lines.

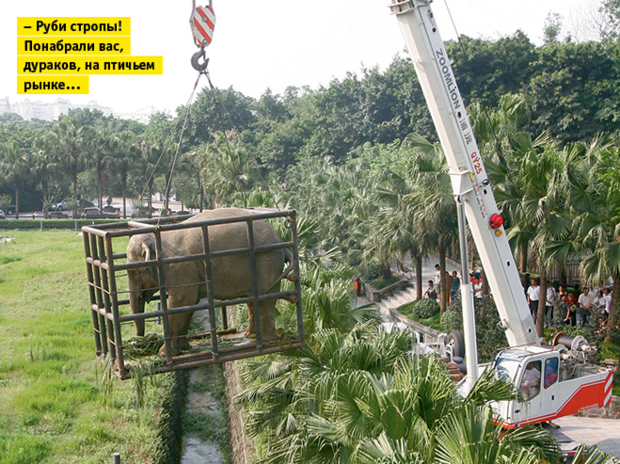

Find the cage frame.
xmin=82 ymin=209 xmax=304 ymax=379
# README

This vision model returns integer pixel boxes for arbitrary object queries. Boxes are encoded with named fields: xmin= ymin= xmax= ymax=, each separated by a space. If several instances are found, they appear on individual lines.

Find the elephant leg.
xmin=246 ymin=302 xmax=255 ymax=335
xmin=244 ymin=298 xmax=277 ymax=343
xmin=158 ymin=286 xmax=199 ymax=356
xmin=258 ymin=298 xmax=277 ymax=342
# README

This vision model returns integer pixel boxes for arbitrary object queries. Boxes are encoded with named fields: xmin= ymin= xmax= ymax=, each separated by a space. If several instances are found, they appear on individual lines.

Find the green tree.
xmin=528 ymin=41 xmax=620 ymax=143
xmin=51 ymin=115 xmax=92 ymax=216
xmin=553 ymin=137 xmax=620 ymax=344
xmin=0 ymin=141 xmax=34 ymax=218
xmin=32 ymin=135 xmax=58 ymax=219
xmin=447 ymin=32 xmax=537 ymax=109
xmin=91 ymin=128 xmax=116 ymax=210
xmin=183 ymin=86 xmax=257 ymax=148
xmin=601 ymin=0 xmax=620 ymax=41
xmin=543 ymin=12 xmax=563 ymax=45
xmin=197 ymin=130 xmax=259 ymax=207
xmin=402 ymin=134 xmax=457 ymax=315
xmin=111 ymin=131 xmax=140 ymax=218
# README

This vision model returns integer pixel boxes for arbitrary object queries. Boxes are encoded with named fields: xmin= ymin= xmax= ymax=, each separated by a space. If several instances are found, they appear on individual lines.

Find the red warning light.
xmin=489 ymin=213 xmax=504 ymax=229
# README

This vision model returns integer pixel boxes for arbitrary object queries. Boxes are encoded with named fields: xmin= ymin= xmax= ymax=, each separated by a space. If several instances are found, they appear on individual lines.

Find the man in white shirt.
xmin=474 ymin=278 xmax=483 ymax=307
xmin=526 ymin=279 xmax=540 ymax=320
xmin=577 ymin=287 xmax=594 ymax=326
xmin=603 ymin=288 xmax=612 ymax=317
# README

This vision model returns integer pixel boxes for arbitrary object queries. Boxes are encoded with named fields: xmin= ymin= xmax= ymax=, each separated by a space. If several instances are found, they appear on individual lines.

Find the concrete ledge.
xmin=364 ymin=278 xmax=411 ymax=302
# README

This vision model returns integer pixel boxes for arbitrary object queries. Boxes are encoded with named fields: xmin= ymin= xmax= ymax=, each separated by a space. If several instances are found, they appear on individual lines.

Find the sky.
xmin=1 ymin=0 xmax=603 ymax=118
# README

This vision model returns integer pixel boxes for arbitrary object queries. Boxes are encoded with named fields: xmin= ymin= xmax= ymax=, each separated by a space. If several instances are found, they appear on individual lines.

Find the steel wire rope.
xmin=202 ymin=68 xmax=281 ymax=210
xmin=138 ymin=70 xmax=203 ymax=223
xmin=158 ymin=71 xmax=205 ymax=226
xmin=443 ymin=0 xmax=467 ymax=55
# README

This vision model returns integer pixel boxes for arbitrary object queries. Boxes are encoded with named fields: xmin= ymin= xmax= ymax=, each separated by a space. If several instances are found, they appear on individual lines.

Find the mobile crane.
xmin=388 ymin=0 xmax=613 ymax=429
xmin=184 ymin=0 xmax=613 ymax=430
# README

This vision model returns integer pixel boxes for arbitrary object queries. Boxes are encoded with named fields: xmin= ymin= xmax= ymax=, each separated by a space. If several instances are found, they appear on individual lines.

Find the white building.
xmin=0 ymin=97 xmax=10 ymax=115
xmin=7 ymin=98 xmax=112 ymax=121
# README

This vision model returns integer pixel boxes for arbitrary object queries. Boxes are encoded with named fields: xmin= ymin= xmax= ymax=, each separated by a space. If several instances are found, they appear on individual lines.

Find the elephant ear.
xmin=141 ymin=241 xmax=153 ymax=261
xmin=140 ymin=239 xmax=158 ymax=283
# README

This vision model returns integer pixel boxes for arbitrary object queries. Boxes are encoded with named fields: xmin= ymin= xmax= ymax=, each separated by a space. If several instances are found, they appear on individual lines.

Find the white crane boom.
xmin=389 ymin=0 xmax=612 ymax=432
xmin=389 ymin=0 xmax=539 ymax=348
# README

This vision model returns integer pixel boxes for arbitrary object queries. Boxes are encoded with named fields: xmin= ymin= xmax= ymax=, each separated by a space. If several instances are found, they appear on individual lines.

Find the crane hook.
xmin=190 ymin=1 xmax=215 ymax=71
xmin=191 ymin=48 xmax=209 ymax=72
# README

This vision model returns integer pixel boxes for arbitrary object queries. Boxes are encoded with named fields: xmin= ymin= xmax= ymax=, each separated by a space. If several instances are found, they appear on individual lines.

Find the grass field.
xmin=0 ymin=230 xmax=177 ymax=464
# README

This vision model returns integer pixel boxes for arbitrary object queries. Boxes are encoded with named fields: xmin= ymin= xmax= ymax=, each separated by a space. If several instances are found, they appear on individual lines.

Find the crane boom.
xmin=389 ymin=0 xmax=539 ymax=347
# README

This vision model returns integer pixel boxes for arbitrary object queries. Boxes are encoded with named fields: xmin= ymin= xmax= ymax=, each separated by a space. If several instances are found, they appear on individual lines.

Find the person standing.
xmin=451 ymin=271 xmax=460 ymax=301
xmin=558 ymin=285 xmax=566 ymax=301
xmin=545 ymin=285 xmax=557 ymax=327
xmin=593 ymin=289 xmax=605 ymax=314
xmin=603 ymin=288 xmax=612 ymax=317
xmin=577 ymin=287 xmax=594 ymax=326
xmin=526 ymin=279 xmax=540 ymax=321
xmin=474 ymin=277 xmax=483 ymax=308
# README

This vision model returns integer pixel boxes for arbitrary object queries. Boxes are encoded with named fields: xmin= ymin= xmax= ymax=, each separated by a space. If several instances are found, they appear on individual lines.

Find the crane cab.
xmin=492 ymin=344 xmax=613 ymax=429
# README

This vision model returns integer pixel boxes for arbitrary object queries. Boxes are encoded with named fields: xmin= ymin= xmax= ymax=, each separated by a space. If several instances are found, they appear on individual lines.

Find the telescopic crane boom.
xmin=389 ymin=0 xmax=613 ymax=429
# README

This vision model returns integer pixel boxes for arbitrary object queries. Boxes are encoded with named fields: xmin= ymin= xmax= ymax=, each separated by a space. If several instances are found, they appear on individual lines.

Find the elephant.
xmin=126 ymin=208 xmax=291 ymax=356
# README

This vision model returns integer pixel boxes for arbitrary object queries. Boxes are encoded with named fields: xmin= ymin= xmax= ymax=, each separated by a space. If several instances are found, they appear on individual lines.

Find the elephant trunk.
xmin=128 ymin=270 xmax=148 ymax=336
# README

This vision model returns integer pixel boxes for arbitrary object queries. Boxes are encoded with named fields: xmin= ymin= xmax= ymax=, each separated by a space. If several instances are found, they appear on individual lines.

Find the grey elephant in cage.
xmin=126 ymin=208 xmax=291 ymax=356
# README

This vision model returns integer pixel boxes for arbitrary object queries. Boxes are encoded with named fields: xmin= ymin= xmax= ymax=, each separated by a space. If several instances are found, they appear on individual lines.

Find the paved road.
xmin=554 ymin=416 xmax=620 ymax=459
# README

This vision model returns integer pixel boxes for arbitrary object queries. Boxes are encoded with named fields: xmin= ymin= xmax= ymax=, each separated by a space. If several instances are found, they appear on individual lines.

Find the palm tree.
xmin=198 ymin=130 xmax=258 ymax=207
xmin=112 ymin=131 xmax=139 ymax=218
xmin=494 ymin=136 xmax=574 ymax=335
xmin=400 ymin=134 xmax=457 ymax=314
xmin=92 ymin=128 xmax=116 ymax=210
xmin=32 ymin=136 xmax=58 ymax=219
xmin=372 ymin=162 xmax=426 ymax=299
xmin=471 ymin=94 xmax=532 ymax=272
xmin=0 ymin=141 xmax=32 ymax=219
xmin=236 ymin=324 xmax=563 ymax=464
xmin=51 ymin=115 xmax=91 ymax=216
xmin=137 ymin=139 xmax=164 ymax=218
xmin=553 ymin=137 xmax=620 ymax=344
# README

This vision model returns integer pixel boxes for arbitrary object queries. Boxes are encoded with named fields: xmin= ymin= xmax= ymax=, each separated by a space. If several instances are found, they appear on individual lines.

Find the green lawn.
xmin=397 ymin=301 xmax=444 ymax=331
xmin=0 ymin=230 xmax=177 ymax=463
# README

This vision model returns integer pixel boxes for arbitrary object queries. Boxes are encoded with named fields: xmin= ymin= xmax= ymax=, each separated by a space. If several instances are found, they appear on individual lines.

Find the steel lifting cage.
xmin=82 ymin=209 xmax=304 ymax=379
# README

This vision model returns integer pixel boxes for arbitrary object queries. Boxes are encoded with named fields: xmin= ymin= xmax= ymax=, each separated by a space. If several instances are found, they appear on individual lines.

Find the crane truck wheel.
xmin=448 ymin=331 xmax=465 ymax=359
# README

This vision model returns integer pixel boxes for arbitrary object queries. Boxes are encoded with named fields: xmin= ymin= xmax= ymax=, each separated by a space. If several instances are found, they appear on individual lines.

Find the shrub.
xmin=0 ymin=219 xmax=122 ymax=231
xmin=359 ymin=262 xmax=383 ymax=282
xmin=412 ymin=298 xmax=439 ymax=319
xmin=441 ymin=308 xmax=462 ymax=333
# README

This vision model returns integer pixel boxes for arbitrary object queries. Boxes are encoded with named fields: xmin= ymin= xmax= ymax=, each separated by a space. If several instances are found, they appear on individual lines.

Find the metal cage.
xmin=82 ymin=209 xmax=304 ymax=379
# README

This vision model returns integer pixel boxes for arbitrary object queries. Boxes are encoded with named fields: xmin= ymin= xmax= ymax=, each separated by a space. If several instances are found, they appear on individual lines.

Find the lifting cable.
xmin=443 ymin=0 xmax=467 ymax=55
xmin=140 ymin=0 xmax=280 ymax=221
xmin=202 ymin=67 xmax=281 ymax=210
xmin=138 ymin=70 xmax=204 ymax=225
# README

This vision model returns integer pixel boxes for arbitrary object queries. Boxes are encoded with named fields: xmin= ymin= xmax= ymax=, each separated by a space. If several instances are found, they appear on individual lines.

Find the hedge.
xmin=0 ymin=218 xmax=123 ymax=231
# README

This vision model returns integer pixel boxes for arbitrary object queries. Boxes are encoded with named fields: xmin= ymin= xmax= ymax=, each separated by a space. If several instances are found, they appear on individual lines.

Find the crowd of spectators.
xmin=524 ymin=277 xmax=614 ymax=327
xmin=422 ymin=265 xmax=614 ymax=331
